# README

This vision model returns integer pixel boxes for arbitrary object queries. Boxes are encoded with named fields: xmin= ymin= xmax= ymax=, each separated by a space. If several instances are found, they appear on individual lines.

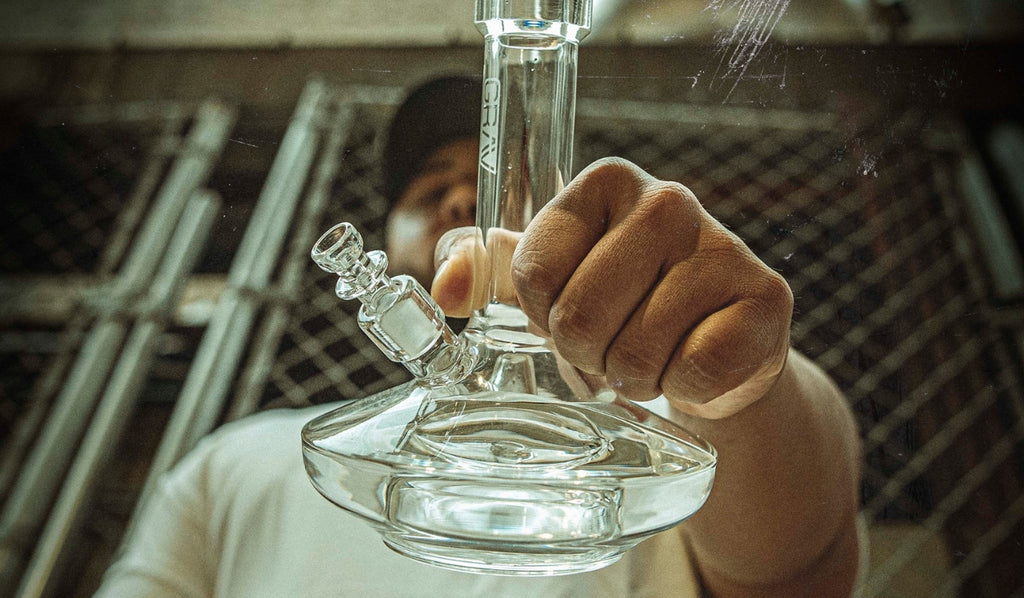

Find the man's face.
xmin=385 ymin=137 xmax=479 ymax=286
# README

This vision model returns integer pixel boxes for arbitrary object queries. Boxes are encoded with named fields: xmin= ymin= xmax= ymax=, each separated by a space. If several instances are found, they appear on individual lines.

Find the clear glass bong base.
xmin=302 ymin=383 xmax=716 ymax=576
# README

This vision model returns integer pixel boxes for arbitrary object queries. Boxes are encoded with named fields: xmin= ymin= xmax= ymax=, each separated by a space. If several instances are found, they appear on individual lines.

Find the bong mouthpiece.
xmin=311 ymin=222 xmax=369 ymax=273
xmin=311 ymin=222 xmax=389 ymax=301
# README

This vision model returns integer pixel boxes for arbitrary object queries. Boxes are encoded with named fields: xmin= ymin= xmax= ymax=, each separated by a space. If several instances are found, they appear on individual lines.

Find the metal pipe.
xmin=226 ymin=103 xmax=355 ymax=420
xmin=15 ymin=191 xmax=220 ymax=598
xmin=98 ymin=115 xmax=187 ymax=275
xmin=0 ymin=110 xmax=184 ymax=501
xmin=0 ymin=99 xmax=235 ymax=595
xmin=127 ymin=80 xmax=330 ymax=538
xmin=222 ymin=85 xmax=403 ymax=420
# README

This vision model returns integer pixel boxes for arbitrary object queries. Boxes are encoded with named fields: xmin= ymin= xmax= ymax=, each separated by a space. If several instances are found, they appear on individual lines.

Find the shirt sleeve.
xmin=94 ymin=442 xmax=217 ymax=597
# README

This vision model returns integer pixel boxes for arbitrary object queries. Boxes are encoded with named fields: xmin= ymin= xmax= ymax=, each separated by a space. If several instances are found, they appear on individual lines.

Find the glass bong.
xmin=303 ymin=0 xmax=716 ymax=576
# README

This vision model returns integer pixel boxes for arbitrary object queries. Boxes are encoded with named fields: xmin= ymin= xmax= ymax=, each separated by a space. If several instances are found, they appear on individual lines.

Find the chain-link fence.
xmin=1 ymin=79 xmax=1021 ymax=596
xmin=0 ymin=97 xmax=236 ymax=597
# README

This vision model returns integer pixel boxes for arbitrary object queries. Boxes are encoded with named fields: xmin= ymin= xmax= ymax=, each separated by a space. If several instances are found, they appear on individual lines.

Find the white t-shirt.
xmin=95 ymin=405 xmax=700 ymax=598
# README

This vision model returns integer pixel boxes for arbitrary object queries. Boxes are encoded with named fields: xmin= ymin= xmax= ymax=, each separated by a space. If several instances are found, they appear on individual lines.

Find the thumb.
xmin=431 ymin=227 xmax=520 ymax=318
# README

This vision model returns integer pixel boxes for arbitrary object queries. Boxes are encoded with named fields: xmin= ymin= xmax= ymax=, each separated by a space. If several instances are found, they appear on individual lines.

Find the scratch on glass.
xmin=706 ymin=0 xmax=791 ymax=101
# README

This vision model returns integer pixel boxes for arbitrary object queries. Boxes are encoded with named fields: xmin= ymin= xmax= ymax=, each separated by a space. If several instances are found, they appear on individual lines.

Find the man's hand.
xmin=432 ymin=158 xmax=793 ymax=419
xmin=432 ymin=157 xmax=861 ymax=596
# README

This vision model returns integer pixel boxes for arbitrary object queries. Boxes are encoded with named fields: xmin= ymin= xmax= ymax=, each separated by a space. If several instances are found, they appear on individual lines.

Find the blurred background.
xmin=0 ymin=1 xmax=1022 ymax=596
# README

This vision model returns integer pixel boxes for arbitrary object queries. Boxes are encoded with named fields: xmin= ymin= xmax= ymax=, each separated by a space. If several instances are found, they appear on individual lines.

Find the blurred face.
xmin=385 ymin=137 xmax=479 ymax=286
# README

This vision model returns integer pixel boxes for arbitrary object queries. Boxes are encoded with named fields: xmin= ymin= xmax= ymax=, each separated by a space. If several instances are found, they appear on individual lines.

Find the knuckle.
xmin=607 ymin=342 xmax=664 ymax=384
xmin=510 ymin=249 xmax=555 ymax=298
xmin=641 ymin=181 xmax=696 ymax=221
xmin=746 ymin=269 xmax=794 ymax=327
xmin=725 ymin=297 xmax=789 ymax=363
xmin=705 ymin=227 xmax=751 ymax=260
xmin=577 ymin=157 xmax=648 ymax=194
xmin=587 ymin=156 xmax=642 ymax=178
xmin=652 ymin=179 xmax=697 ymax=204
xmin=664 ymin=336 xmax=742 ymax=402
xmin=548 ymin=300 xmax=603 ymax=357
xmin=762 ymin=269 xmax=794 ymax=317
xmin=509 ymin=251 xmax=560 ymax=318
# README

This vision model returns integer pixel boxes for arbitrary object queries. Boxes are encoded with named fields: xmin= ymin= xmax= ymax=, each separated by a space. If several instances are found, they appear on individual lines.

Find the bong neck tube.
xmin=473 ymin=0 xmax=592 ymax=309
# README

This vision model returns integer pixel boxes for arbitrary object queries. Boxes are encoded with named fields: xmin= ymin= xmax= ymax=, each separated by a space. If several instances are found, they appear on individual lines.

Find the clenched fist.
xmin=432 ymin=158 xmax=793 ymax=419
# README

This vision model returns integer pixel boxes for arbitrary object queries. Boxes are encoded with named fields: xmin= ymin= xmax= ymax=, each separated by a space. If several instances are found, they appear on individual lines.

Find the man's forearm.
xmin=674 ymin=349 xmax=862 ymax=597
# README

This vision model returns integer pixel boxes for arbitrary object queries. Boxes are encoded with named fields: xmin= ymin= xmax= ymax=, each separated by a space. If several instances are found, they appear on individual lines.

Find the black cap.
xmin=381 ymin=75 xmax=482 ymax=208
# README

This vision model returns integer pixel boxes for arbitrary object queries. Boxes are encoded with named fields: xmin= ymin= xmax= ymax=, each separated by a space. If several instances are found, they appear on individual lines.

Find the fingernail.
xmin=432 ymin=256 xmax=450 ymax=289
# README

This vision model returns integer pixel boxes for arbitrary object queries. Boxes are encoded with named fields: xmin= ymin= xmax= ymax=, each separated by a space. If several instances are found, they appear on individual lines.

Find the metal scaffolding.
xmin=0 ymin=98 xmax=237 ymax=598
xmin=1 ymin=81 xmax=1021 ymax=597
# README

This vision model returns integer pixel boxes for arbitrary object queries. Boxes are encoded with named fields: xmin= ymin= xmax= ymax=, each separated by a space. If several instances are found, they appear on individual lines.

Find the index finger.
xmin=510 ymin=158 xmax=660 ymax=334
